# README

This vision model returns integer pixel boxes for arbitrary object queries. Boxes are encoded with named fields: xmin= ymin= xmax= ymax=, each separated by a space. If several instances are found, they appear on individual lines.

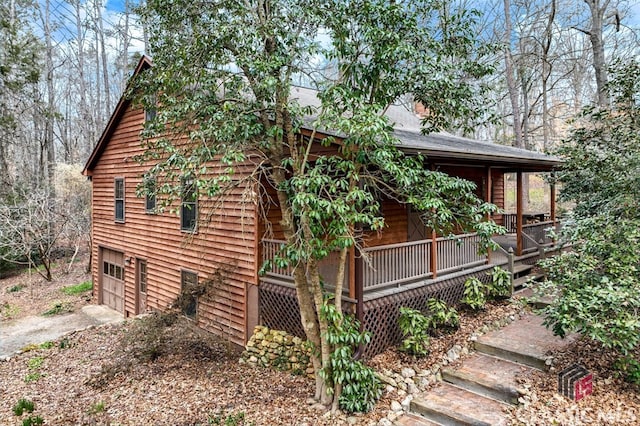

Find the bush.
xmin=398 ymin=307 xmax=431 ymax=357
xmin=488 ymin=266 xmax=511 ymax=298
xmin=461 ymin=277 xmax=487 ymax=310
xmin=425 ymin=298 xmax=459 ymax=333
xmin=12 ymin=399 xmax=35 ymax=416
xmin=540 ymin=218 xmax=640 ymax=354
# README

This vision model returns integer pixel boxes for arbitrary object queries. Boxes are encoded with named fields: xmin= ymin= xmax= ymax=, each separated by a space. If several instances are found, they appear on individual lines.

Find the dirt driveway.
xmin=0 ymin=305 xmax=122 ymax=359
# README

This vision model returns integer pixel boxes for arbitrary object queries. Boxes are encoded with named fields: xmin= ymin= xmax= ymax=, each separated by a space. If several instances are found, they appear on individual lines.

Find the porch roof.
xmin=394 ymin=129 xmax=561 ymax=171
xmin=291 ymin=86 xmax=561 ymax=172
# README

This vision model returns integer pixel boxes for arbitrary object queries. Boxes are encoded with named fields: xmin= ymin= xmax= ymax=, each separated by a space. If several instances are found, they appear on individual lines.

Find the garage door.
xmin=101 ymin=248 xmax=125 ymax=313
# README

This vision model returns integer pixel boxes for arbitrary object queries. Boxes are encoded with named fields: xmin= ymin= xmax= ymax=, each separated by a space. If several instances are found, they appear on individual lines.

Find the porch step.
xmin=512 ymin=263 xmax=533 ymax=278
xmin=393 ymin=413 xmax=442 ymax=426
xmin=474 ymin=313 xmax=579 ymax=370
xmin=512 ymin=273 xmax=544 ymax=291
xmin=513 ymin=284 xmax=554 ymax=308
xmin=410 ymin=382 xmax=510 ymax=426
xmin=441 ymin=353 xmax=534 ymax=404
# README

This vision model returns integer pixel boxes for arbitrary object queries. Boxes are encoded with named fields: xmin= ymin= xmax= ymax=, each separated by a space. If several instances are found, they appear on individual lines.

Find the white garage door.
xmin=101 ymin=248 xmax=124 ymax=313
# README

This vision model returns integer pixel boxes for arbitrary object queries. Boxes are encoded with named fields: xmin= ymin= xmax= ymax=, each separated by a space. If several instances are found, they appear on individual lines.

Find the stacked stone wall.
xmin=240 ymin=326 xmax=314 ymax=377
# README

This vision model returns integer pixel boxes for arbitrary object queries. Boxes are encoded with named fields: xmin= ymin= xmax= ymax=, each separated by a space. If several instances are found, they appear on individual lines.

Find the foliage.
xmin=207 ymin=410 xmax=253 ymax=426
xmin=136 ymin=0 xmax=501 ymax=408
xmin=87 ymin=401 xmax=105 ymax=415
xmin=320 ymin=302 xmax=382 ymax=413
xmin=27 ymin=356 xmax=44 ymax=370
xmin=22 ymin=416 xmax=44 ymax=426
xmin=42 ymin=301 xmax=73 ymax=316
xmin=7 ymin=284 xmax=25 ymax=293
xmin=398 ymin=307 xmax=431 ymax=357
xmin=39 ymin=341 xmax=54 ymax=350
xmin=425 ymin=298 xmax=460 ymax=333
xmin=1 ymin=302 xmax=20 ymax=319
xmin=61 ymin=281 xmax=93 ymax=295
xmin=542 ymin=60 xmax=640 ymax=355
xmin=12 ymin=399 xmax=35 ymax=416
xmin=461 ymin=277 xmax=487 ymax=310
xmin=614 ymin=357 xmax=640 ymax=385
xmin=488 ymin=266 xmax=512 ymax=299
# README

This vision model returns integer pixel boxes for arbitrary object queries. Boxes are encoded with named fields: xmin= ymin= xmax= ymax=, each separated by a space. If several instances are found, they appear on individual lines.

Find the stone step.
xmin=394 ymin=412 xmax=442 ymax=426
xmin=410 ymin=382 xmax=510 ymax=426
xmin=512 ymin=273 xmax=544 ymax=290
xmin=442 ymin=353 xmax=535 ymax=404
xmin=513 ymin=285 xmax=554 ymax=308
xmin=474 ymin=313 xmax=578 ymax=370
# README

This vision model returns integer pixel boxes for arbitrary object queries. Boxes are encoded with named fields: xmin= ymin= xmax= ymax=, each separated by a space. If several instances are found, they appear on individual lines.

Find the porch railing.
xmin=521 ymin=221 xmax=556 ymax=253
xmin=361 ymin=240 xmax=432 ymax=291
xmin=261 ymin=239 xmax=349 ymax=287
xmin=262 ymin=232 xmax=501 ymax=294
xmin=436 ymin=233 xmax=486 ymax=274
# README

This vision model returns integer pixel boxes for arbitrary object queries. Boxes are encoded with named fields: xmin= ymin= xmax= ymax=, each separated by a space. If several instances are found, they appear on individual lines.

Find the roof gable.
xmin=82 ymin=55 xmax=153 ymax=176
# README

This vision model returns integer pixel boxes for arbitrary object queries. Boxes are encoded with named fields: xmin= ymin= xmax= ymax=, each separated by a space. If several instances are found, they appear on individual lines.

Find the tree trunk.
xmin=503 ymin=0 xmax=523 ymax=149
xmin=542 ymin=0 xmax=556 ymax=151
xmin=584 ymin=0 xmax=609 ymax=107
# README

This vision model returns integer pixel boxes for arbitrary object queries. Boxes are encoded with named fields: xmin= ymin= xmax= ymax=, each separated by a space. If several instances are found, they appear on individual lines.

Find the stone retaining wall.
xmin=240 ymin=326 xmax=314 ymax=377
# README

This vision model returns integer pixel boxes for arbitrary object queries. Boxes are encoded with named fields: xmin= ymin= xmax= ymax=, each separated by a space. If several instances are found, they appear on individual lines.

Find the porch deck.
xmin=260 ymin=220 xmax=561 ymax=301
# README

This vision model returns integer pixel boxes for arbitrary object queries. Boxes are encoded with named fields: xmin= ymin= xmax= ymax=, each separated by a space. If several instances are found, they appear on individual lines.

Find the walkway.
xmin=395 ymin=313 xmax=579 ymax=425
xmin=0 ymin=305 xmax=123 ymax=359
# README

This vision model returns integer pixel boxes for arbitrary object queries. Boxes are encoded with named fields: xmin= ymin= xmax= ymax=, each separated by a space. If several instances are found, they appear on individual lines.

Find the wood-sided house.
xmin=82 ymin=56 xmax=562 ymax=355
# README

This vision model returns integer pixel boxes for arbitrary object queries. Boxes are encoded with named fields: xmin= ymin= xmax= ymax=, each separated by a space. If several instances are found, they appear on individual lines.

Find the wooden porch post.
xmin=349 ymin=246 xmax=356 ymax=299
xmin=550 ymin=178 xmax=556 ymax=223
xmin=516 ymin=171 xmax=523 ymax=256
xmin=485 ymin=166 xmax=492 ymax=264
xmin=431 ymin=229 xmax=437 ymax=279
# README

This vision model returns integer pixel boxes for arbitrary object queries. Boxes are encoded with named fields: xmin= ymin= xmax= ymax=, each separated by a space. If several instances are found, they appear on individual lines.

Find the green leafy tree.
xmin=541 ymin=60 xmax=640 ymax=355
xmin=136 ymin=0 xmax=500 ymax=410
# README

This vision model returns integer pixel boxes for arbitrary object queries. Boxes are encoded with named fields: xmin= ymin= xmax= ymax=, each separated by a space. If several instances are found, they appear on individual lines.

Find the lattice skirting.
xmin=259 ymin=270 xmax=492 ymax=359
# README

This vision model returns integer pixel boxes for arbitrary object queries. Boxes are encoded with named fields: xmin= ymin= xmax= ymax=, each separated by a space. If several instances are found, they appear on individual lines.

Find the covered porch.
xmin=257 ymin=130 xmax=563 ymax=357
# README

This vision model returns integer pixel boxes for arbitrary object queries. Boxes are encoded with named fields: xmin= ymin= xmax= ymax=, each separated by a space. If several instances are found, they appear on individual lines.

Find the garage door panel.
xmin=101 ymin=248 xmax=125 ymax=314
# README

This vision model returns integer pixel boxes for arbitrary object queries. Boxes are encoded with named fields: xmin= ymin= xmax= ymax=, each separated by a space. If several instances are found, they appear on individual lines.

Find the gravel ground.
xmin=2 ymin=259 xmax=639 ymax=425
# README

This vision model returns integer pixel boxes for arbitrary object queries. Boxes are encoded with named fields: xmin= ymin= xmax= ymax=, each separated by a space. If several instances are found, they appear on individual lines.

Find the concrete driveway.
xmin=0 ymin=305 xmax=123 ymax=359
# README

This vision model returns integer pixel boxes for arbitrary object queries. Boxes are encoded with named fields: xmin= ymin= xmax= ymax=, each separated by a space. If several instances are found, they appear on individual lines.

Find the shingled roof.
xmin=290 ymin=86 xmax=561 ymax=172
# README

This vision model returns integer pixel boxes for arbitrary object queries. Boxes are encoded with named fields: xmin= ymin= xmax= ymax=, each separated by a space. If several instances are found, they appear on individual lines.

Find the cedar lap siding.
xmin=82 ymin=57 xmax=259 ymax=347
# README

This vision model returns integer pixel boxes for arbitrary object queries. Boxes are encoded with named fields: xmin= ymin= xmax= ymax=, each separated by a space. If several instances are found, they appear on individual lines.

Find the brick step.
xmin=410 ymin=382 xmax=510 ymax=426
xmin=474 ymin=313 xmax=578 ymax=370
xmin=393 ymin=412 xmax=442 ymax=426
xmin=442 ymin=353 xmax=535 ymax=404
